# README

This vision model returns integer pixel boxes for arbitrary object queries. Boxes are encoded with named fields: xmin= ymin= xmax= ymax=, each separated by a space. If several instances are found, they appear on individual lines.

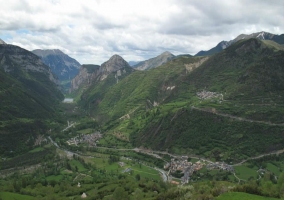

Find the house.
xmin=81 ymin=192 xmax=87 ymax=198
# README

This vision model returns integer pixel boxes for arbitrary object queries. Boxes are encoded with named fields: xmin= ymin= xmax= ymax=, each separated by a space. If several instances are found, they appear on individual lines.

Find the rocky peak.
xmin=70 ymin=55 xmax=132 ymax=92
xmin=0 ymin=38 xmax=6 ymax=44
xmin=234 ymin=31 xmax=275 ymax=42
xmin=100 ymin=54 xmax=130 ymax=73
xmin=70 ymin=64 xmax=100 ymax=92
xmin=161 ymin=51 xmax=173 ymax=56
xmin=134 ymin=51 xmax=175 ymax=70
xmin=32 ymin=49 xmax=65 ymax=57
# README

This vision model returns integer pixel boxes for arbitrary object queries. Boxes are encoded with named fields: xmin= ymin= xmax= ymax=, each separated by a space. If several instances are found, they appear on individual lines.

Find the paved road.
xmin=191 ymin=106 xmax=284 ymax=126
xmin=48 ymin=137 xmax=169 ymax=181
xmin=233 ymin=148 xmax=284 ymax=166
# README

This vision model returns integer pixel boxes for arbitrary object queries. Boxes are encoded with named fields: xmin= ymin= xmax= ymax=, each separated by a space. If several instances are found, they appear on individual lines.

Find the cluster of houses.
xmin=196 ymin=90 xmax=223 ymax=100
xmin=66 ymin=132 xmax=102 ymax=146
xmin=206 ymin=161 xmax=234 ymax=172
xmin=164 ymin=156 xmax=192 ymax=173
xmin=164 ymin=155 xmax=235 ymax=184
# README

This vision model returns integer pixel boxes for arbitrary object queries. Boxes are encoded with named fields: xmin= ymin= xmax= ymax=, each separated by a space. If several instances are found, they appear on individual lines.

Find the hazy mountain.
xmin=32 ymin=49 xmax=81 ymax=91
xmin=133 ymin=51 xmax=175 ymax=70
xmin=128 ymin=61 xmax=141 ymax=66
xmin=196 ymin=31 xmax=284 ymax=56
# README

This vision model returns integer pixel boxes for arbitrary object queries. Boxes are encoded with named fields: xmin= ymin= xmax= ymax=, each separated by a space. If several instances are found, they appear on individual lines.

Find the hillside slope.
xmin=0 ymin=44 xmax=64 ymax=156
xmin=129 ymin=38 xmax=284 ymax=161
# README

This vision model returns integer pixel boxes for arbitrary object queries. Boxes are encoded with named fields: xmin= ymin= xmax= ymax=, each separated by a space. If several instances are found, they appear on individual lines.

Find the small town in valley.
xmin=66 ymin=132 xmax=102 ymax=146
xmin=164 ymin=156 xmax=234 ymax=184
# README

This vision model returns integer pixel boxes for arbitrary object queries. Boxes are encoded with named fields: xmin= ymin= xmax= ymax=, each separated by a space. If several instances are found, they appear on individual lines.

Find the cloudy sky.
xmin=0 ymin=0 xmax=283 ymax=64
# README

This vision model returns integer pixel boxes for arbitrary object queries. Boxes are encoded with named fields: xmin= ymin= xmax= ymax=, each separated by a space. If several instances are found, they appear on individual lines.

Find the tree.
xmin=112 ymin=187 xmax=129 ymax=200
xmin=133 ymin=188 xmax=143 ymax=200
xmin=135 ymin=174 xmax=141 ymax=181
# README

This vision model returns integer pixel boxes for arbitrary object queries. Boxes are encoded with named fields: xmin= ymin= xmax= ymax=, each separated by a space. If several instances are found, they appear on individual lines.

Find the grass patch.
xmin=46 ymin=175 xmax=63 ymax=181
xmin=234 ymin=165 xmax=258 ymax=180
xmin=69 ymin=159 xmax=87 ymax=172
xmin=266 ymin=163 xmax=281 ymax=176
xmin=77 ymin=128 xmax=94 ymax=134
xmin=217 ymin=192 xmax=279 ymax=200
xmin=0 ymin=192 xmax=36 ymax=200
xmin=29 ymin=147 xmax=45 ymax=153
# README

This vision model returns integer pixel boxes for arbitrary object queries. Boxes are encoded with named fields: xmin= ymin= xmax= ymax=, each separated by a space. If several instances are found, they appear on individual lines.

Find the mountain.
xmin=71 ymin=55 xmax=133 ymax=98
xmin=0 ymin=44 xmax=63 ymax=155
xmin=78 ymin=38 xmax=284 ymax=161
xmin=133 ymin=51 xmax=175 ymax=70
xmin=99 ymin=54 xmax=131 ymax=79
xmin=0 ymin=38 xmax=6 ymax=44
xmin=130 ymin=38 xmax=284 ymax=160
xmin=196 ymin=31 xmax=284 ymax=56
xmin=70 ymin=64 xmax=100 ymax=93
xmin=32 ymin=49 xmax=81 ymax=91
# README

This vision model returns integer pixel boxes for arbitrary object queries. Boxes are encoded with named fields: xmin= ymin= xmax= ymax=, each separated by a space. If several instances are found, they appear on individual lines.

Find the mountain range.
xmin=196 ymin=31 xmax=284 ymax=56
xmin=76 ymin=37 xmax=284 ymax=161
xmin=1 ymin=30 xmax=284 ymax=160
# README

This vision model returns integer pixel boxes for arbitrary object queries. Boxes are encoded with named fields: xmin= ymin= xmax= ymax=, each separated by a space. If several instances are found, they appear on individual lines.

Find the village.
xmin=164 ymin=156 xmax=234 ymax=184
xmin=66 ymin=132 xmax=102 ymax=146
xmin=196 ymin=90 xmax=223 ymax=101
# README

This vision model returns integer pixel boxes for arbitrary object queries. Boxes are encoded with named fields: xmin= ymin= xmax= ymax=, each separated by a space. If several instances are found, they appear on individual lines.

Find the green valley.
xmin=2 ymin=37 xmax=284 ymax=199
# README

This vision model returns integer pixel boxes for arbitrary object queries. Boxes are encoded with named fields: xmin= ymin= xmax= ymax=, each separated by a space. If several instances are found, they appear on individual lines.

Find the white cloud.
xmin=0 ymin=0 xmax=283 ymax=64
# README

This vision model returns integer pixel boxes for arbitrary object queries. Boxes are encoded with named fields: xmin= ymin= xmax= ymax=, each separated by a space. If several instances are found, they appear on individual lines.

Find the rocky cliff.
xmin=0 ymin=38 xmax=6 ymax=44
xmin=70 ymin=55 xmax=132 ymax=92
xmin=70 ymin=64 xmax=100 ymax=92
xmin=0 ymin=44 xmax=59 ymax=86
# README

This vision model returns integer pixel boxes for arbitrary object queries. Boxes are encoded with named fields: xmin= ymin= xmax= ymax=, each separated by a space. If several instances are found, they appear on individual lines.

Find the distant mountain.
xmin=70 ymin=55 xmax=133 ymax=93
xmin=32 ymin=49 xmax=81 ymax=91
xmin=0 ymin=44 xmax=63 ymax=155
xmin=0 ymin=38 xmax=6 ymax=44
xmin=196 ymin=31 xmax=284 ymax=56
xmin=133 ymin=51 xmax=175 ymax=70
xmin=128 ymin=61 xmax=141 ymax=66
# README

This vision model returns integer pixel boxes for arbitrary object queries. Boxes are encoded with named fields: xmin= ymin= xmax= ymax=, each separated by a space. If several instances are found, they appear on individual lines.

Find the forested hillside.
xmin=0 ymin=44 xmax=63 ymax=156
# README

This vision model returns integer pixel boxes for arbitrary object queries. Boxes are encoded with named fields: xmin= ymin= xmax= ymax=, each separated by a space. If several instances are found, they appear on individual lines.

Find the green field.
xmin=266 ymin=163 xmax=281 ymax=176
xmin=0 ymin=192 xmax=36 ymax=200
xmin=69 ymin=159 xmax=88 ymax=172
xmin=234 ymin=165 xmax=258 ymax=180
xmin=46 ymin=174 xmax=64 ymax=181
xmin=77 ymin=128 xmax=94 ymax=134
xmin=217 ymin=192 xmax=279 ymax=200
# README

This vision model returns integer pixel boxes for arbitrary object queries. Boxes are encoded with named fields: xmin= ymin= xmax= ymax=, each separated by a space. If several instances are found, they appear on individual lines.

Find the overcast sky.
xmin=0 ymin=0 xmax=283 ymax=64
